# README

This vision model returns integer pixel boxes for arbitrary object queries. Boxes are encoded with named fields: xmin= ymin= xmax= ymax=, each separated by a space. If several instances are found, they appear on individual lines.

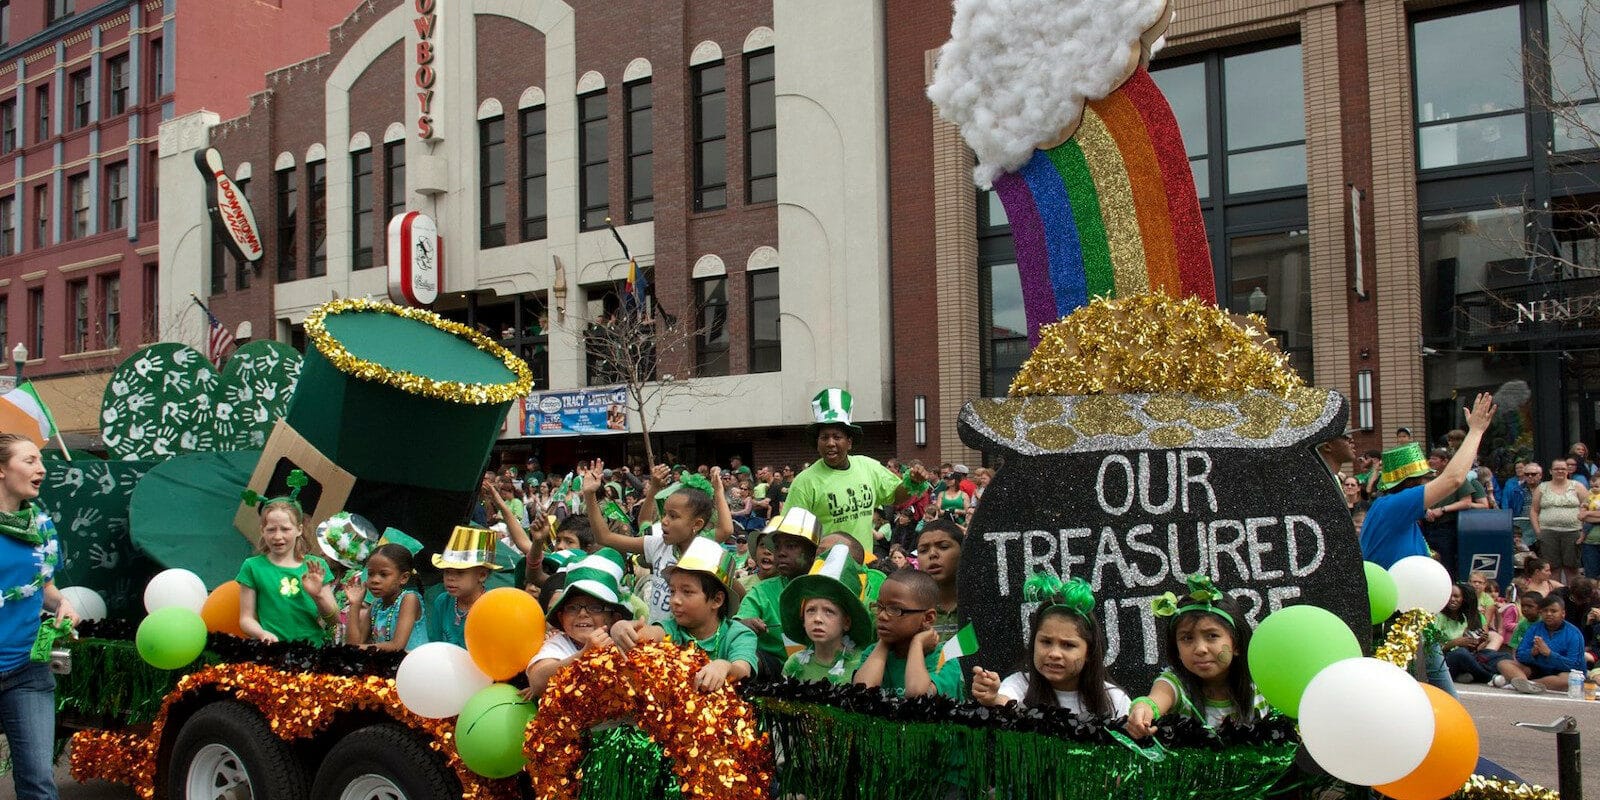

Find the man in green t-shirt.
xmin=784 ymin=388 xmax=933 ymax=554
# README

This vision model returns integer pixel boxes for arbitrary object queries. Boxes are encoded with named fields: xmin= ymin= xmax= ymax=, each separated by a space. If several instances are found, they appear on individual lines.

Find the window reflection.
xmin=1413 ymin=6 xmax=1527 ymax=167
xmin=1227 ymin=231 xmax=1313 ymax=382
xmin=982 ymin=261 xmax=1027 ymax=395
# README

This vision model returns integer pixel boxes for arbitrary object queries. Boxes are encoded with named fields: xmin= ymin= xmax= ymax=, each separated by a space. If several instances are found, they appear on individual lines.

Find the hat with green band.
xmin=551 ymin=547 xmax=633 ymax=620
xmin=780 ymin=544 xmax=875 ymax=648
xmin=807 ymin=387 xmax=865 ymax=440
xmin=1151 ymin=574 xmax=1234 ymax=627
xmin=541 ymin=548 xmax=586 ymax=575
xmin=1376 ymin=442 xmax=1432 ymax=491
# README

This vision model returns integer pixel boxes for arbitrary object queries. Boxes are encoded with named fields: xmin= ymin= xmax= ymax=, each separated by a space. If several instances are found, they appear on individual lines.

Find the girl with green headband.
xmin=1127 ymin=576 xmax=1271 ymax=737
xmin=971 ymin=573 xmax=1129 ymax=715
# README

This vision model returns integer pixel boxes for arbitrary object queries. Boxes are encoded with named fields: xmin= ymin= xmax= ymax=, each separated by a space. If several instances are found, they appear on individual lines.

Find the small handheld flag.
xmin=938 ymin=623 xmax=980 ymax=670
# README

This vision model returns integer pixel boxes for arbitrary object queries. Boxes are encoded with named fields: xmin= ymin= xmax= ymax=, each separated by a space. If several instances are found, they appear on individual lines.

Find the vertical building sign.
xmin=388 ymin=211 xmax=441 ymax=306
xmin=413 ymin=0 xmax=438 ymax=140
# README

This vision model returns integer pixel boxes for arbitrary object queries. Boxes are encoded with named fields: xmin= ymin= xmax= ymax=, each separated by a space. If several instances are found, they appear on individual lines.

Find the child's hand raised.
xmin=301 ymin=561 xmax=329 ymax=597
xmin=648 ymin=464 xmax=673 ymax=490
xmin=1127 ymin=699 xmax=1159 ymax=738
xmin=694 ymin=659 xmax=734 ymax=692
xmin=581 ymin=460 xmax=605 ymax=496
xmin=585 ymin=628 xmax=615 ymax=652
xmin=341 ymin=571 xmax=366 ymax=606
xmin=710 ymin=467 xmax=725 ymax=491
xmin=971 ymin=667 xmax=1003 ymax=706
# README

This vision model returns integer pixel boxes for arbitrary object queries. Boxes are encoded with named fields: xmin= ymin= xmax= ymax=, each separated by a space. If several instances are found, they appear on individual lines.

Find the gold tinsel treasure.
xmin=1008 ymin=294 xmax=1305 ymax=399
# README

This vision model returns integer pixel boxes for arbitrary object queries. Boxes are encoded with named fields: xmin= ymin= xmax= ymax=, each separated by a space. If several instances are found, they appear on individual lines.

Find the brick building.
xmin=158 ymin=0 xmax=894 ymax=469
xmin=0 ymin=0 xmax=359 ymax=441
xmin=888 ymin=0 xmax=1600 ymax=469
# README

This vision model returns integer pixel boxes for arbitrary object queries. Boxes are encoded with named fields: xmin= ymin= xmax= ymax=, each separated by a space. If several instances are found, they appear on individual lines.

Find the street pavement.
xmin=10 ymin=686 xmax=1599 ymax=799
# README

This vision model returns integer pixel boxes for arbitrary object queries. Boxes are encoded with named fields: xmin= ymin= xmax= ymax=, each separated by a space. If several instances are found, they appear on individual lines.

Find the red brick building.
xmin=0 ymin=0 xmax=358 ymax=440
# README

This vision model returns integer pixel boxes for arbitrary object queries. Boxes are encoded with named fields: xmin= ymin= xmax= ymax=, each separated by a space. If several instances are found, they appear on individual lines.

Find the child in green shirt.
xmin=779 ymin=544 xmax=874 ymax=684
xmin=613 ymin=537 xmax=755 ymax=692
xmin=854 ymin=569 xmax=966 ymax=699
xmin=237 ymin=490 xmax=339 ymax=644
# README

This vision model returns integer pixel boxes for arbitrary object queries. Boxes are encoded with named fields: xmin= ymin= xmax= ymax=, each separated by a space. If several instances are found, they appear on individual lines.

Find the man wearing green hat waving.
xmin=785 ymin=388 xmax=934 ymax=554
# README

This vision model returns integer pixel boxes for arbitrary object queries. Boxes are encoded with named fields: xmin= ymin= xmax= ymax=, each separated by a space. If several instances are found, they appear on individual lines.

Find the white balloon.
xmin=1389 ymin=556 xmax=1452 ymax=613
xmin=58 ymin=586 xmax=106 ymax=621
xmin=1299 ymin=657 xmax=1435 ymax=785
xmin=143 ymin=569 xmax=208 ymax=614
xmin=395 ymin=643 xmax=493 ymax=719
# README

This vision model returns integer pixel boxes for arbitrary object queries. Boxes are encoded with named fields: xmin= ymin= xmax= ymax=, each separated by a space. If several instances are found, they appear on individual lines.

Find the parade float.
xmin=26 ymin=0 xmax=1562 ymax=798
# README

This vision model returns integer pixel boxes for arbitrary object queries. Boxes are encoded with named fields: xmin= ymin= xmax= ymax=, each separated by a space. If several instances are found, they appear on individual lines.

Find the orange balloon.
xmin=464 ymin=587 xmax=546 ymax=680
xmin=200 ymin=581 xmax=246 ymax=637
xmin=1374 ymin=684 xmax=1479 ymax=800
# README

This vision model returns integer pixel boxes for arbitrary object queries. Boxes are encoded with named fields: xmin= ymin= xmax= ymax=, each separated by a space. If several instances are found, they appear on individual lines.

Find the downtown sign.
xmin=195 ymin=148 xmax=263 ymax=264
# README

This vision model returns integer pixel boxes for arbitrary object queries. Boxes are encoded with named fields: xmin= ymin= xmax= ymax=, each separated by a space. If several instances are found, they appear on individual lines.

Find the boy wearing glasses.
xmin=854 ymin=569 xmax=966 ymax=698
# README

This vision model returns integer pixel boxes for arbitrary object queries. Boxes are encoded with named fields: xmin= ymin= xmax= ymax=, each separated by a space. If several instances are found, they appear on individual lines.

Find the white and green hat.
xmin=780 ymin=544 xmax=875 ymax=647
xmin=808 ymin=387 xmax=864 ymax=440
xmin=316 ymin=512 xmax=380 ymax=568
xmin=542 ymin=548 xmax=587 ymax=576
xmin=550 ymin=547 xmax=633 ymax=620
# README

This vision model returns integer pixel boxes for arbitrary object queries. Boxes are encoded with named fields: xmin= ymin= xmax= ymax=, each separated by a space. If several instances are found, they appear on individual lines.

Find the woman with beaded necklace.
xmin=0 ymin=432 xmax=78 ymax=800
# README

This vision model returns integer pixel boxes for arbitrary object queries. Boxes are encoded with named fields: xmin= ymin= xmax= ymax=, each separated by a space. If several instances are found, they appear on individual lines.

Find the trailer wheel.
xmin=167 ymin=701 xmax=308 ymax=800
xmin=310 ymin=723 xmax=461 ymax=800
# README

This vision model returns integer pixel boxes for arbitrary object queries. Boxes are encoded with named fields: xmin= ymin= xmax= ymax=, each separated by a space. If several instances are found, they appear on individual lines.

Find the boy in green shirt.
xmin=736 ymin=507 xmax=822 ymax=673
xmin=613 ymin=537 xmax=756 ymax=692
xmin=780 ymin=544 xmax=875 ymax=684
xmin=854 ymin=569 xmax=966 ymax=699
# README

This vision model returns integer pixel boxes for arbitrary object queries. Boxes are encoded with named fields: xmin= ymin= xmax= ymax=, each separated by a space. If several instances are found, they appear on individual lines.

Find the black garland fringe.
xmin=74 ymin=619 xmax=407 ymax=678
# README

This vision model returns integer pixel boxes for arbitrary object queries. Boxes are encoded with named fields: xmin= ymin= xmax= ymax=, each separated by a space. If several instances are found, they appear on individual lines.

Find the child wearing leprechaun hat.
xmin=736 ymin=506 xmax=822 ymax=675
xmin=611 ymin=537 xmax=757 ymax=692
xmin=424 ymin=526 xmax=505 ymax=647
xmin=523 ymin=547 xmax=634 ymax=698
xmin=779 ymin=544 xmax=875 ymax=684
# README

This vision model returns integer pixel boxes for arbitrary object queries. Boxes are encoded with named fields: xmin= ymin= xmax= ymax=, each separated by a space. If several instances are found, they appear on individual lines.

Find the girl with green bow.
xmin=1127 ymin=575 xmax=1271 ymax=736
xmin=971 ymin=572 xmax=1130 ymax=715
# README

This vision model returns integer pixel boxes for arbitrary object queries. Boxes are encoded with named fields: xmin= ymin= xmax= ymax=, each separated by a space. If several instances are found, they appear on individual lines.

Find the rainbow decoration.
xmin=993 ymin=68 xmax=1216 ymax=345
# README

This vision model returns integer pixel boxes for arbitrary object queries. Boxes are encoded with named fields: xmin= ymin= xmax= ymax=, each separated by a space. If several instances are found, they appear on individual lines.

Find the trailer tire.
xmin=167 ymin=701 xmax=309 ymax=800
xmin=310 ymin=723 xmax=462 ymax=800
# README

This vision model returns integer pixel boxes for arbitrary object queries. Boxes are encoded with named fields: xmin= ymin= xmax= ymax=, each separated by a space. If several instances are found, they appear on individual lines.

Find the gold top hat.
xmin=431 ymin=526 xmax=506 ymax=570
xmin=667 ymin=537 xmax=735 ymax=596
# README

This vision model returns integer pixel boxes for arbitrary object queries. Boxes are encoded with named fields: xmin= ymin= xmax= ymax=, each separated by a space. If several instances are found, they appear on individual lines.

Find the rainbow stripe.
xmin=994 ymin=68 xmax=1216 ymax=345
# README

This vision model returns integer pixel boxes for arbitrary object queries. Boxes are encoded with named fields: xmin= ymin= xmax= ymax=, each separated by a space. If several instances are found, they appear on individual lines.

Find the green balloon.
xmin=135 ymin=607 xmax=209 ymax=670
xmin=455 ymin=683 xmax=536 ymax=779
xmin=1247 ymin=605 xmax=1361 ymax=718
xmin=1365 ymin=561 xmax=1399 ymax=625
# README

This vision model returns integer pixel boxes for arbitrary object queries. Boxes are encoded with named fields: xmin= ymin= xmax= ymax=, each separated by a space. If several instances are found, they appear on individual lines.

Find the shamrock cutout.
xmin=100 ymin=341 xmax=302 ymax=462
xmin=278 ymin=576 xmax=301 ymax=597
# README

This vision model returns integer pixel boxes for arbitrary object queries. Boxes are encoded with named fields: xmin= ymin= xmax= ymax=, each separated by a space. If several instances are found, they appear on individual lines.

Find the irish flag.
xmin=0 ymin=383 xmax=56 ymax=447
xmin=938 ymin=623 xmax=980 ymax=670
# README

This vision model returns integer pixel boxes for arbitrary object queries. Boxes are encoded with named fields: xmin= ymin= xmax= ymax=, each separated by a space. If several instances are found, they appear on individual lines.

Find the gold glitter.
xmin=1375 ymin=609 xmax=1432 ymax=668
xmin=303 ymin=299 xmax=534 ymax=406
xmin=1142 ymin=395 xmax=1189 ymax=422
xmin=1455 ymin=775 xmax=1559 ymax=800
xmin=1079 ymin=108 xmax=1148 ymax=296
xmin=1070 ymin=396 xmax=1137 ymax=437
xmin=1009 ymin=295 xmax=1306 ymax=399
xmin=1026 ymin=424 xmax=1078 ymax=450
xmin=1149 ymin=427 xmax=1193 ymax=447
xmin=972 ymin=400 xmax=1019 ymax=440
xmin=1020 ymin=397 xmax=1065 ymax=424
xmin=1187 ymin=407 xmax=1235 ymax=430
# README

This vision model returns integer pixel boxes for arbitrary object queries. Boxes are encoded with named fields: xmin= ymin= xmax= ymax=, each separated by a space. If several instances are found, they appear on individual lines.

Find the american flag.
xmin=195 ymin=297 xmax=236 ymax=366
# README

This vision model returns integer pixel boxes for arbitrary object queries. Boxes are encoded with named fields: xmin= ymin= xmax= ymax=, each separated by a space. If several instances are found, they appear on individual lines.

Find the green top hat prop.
xmin=780 ymin=544 xmax=875 ymax=648
xmin=1377 ymin=443 xmax=1432 ymax=491
xmin=289 ymin=300 xmax=533 ymax=493
xmin=807 ymin=387 xmax=865 ymax=440
xmin=551 ymin=548 xmax=633 ymax=620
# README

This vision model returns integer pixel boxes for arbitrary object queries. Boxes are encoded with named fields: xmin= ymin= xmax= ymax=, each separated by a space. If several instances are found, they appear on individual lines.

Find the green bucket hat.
xmin=807 ymin=387 xmax=865 ymax=441
xmin=550 ymin=547 xmax=633 ymax=620
xmin=1377 ymin=442 xmax=1433 ymax=491
xmin=780 ymin=544 xmax=875 ymax=648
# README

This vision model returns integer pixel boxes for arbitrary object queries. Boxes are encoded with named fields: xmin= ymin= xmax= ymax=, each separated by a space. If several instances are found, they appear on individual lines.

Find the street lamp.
xmin=11 ymin=342 xmax=26 ymax=382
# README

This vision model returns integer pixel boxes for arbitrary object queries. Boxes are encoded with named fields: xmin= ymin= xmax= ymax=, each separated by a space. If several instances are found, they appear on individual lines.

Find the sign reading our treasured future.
xmin=956 ymin=389 xmax=1368 ymax=691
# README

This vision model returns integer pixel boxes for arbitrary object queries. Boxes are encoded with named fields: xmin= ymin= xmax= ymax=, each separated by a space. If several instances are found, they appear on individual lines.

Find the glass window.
xmin=66 ymin=172 xmax=87 ymax=239
xmin=27 ymin=286 xmax=42 ymax=356
xmin=579 ymin=92 xmax=608 ymax=231
xmin=1420 ymin=207 xmax=1527 ymax=340
xmin=142 ymin=147 xmax=157 ymax=221
xmin=693 ymin=63 xmax=727 ymax=211
xmin=149 ymin=38 xmax=163 ymax=99
xmin=696 ymin=276 xmax=729 ymax=376
xmin=47 ymin=0 xmax=71 ymax=24
xmin=479 ymin=117 xmax=506 ymax=248
xmin=746 ymin=49 xmax=777 ymax=204
xmin=142 ymin=262 xmax=156 ymax=341
xmin=69 ymin=69 xmax=89 ymax=129
xmin=1549 ymin=0 xmax=1600 ymax=151
xmin=1226 ymin=231 xmax=1313 ymax=381
xmin=1413 ymin=6 xmax=1527 ymax=168
xmin=626 ymin=81 xmax=653 ymax=222
xmin=749 ymin=270 xmax=781 ymax=373
xmin=981 ymin=261 xmax=1027 ymax=395
xmin=105 ymin=161 xmax=127 ymax=230
xmin=308 ymin=159 xmax=326 ymax=277
xmin=32 ymin=183 xmax=46 ymax=249
xmin=351 ymin=149 xmax=374 ymax=268
xmin=0 ymin=100 xmax=15 ymax=153
xmin=100 ymin=273 xmax=118 ymax=349
xmin=1223 ymin=45 xmax=1305 ymax=193
xmin=107 ymin=54 xmax=129 ymax=116
xmin=0 ymin=194 xmax=13 ymax=256
xmin=276 ymin=168 xmax=297 ymax=282
xmin=384 ymin=141 xmax=405 ymax=224
xmin=1151 ymin=61 xmax=1209 ymax=199
xmin=68 ymin=279 xmax=86 ymax=352
xmin=521 ymin=106 xmax=547 ymax=240
xmin=233 ymin=178 xmax=250 ymax=290
xmin=210 ymin=229 xmax=226 ymax=295
xmin=0 ymin=2 xmax=9 ymax=46
xmin=34 ymin=84 xmax=48 ymax=142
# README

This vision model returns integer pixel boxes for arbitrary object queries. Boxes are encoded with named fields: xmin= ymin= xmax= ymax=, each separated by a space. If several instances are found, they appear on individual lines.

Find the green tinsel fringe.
xmin=577 ymin=724 xmax=683 ymax=800
xmin=55 ymin=638 xmax=204 ymax=727
xmin=756 ymin=699 xmax=1299 ymax=800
